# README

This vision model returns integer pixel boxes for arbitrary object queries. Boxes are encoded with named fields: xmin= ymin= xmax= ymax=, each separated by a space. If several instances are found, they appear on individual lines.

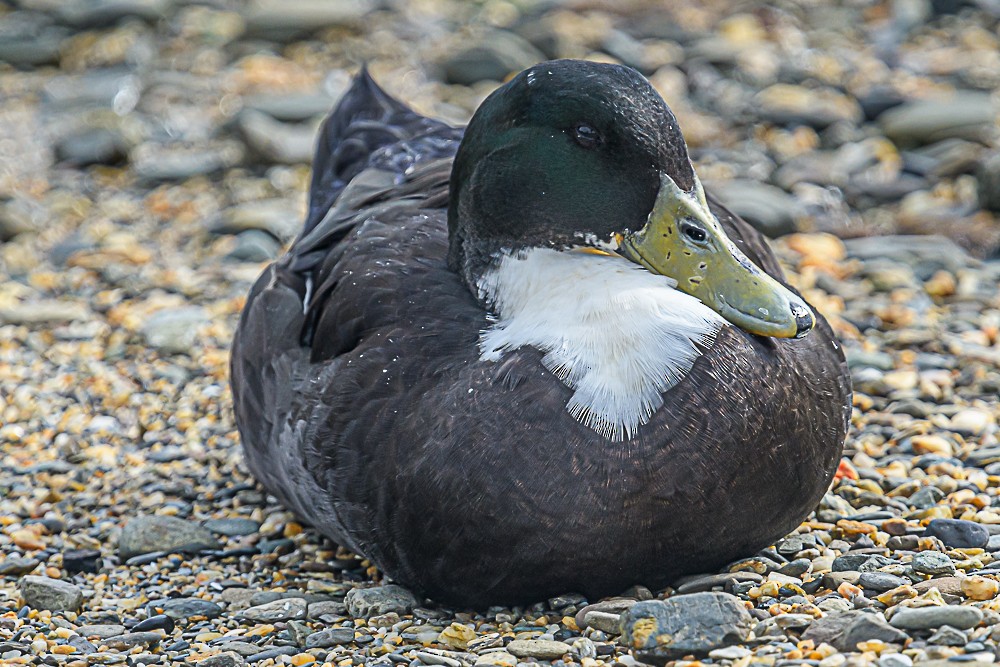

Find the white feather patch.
xmin=477 ymin=248 xmax=726 ymax=441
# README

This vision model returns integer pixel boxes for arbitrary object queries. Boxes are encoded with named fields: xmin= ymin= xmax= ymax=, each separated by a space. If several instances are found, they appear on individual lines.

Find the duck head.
xmin=447 ymin=59 xmax=813 ymax=339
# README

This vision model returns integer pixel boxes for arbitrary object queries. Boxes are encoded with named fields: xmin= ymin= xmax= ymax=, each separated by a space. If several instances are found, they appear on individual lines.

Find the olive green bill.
xmin=620 ymin=174 xmax=815 ymax=339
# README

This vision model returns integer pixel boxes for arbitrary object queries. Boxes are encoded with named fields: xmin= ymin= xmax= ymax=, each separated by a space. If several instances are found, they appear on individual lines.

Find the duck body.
xmin=231 ymin=62 xmax=851 ymax=607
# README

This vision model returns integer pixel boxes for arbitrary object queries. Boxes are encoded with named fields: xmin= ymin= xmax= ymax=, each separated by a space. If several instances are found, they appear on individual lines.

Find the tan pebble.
xmin=10 ymin=528 xmax=46 ymax=551
xmin=962 ymin=576 xmax=999 ymax=601
xmin=911 ymin=435 xmax=954 ymax=457
xmin=837 ymin=519 xmax=877 ymax=536
xmin=52 ymin=645 xmax=76 ymax=654
xmin=475 ymin=653 xmax=518 ymax=667
xmin=291 ymin=655 xmax=316 ymax=666
xmin=45 ymin=567 xmax=61 ymax=578
xmin=438 ymin=622 xmax=476 ymax=650
xmin=925 ymin=270 xmax=956 ymax=297
xmin=951 ymin=409 xmax=993 ymax=436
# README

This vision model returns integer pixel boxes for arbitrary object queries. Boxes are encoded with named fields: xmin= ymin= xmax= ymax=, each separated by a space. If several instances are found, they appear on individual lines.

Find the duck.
xmin=230 ymin=59 xmax=851 ymax=608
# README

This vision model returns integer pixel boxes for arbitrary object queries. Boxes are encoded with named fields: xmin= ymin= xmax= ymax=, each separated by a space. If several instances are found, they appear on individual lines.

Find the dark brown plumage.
xmin=231 ymin=62 xmax=851 ymax=607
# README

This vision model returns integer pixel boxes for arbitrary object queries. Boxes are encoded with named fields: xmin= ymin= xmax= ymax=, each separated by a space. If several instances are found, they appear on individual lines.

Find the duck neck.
xmin=474 ymin=247 xmax=727 ymax=441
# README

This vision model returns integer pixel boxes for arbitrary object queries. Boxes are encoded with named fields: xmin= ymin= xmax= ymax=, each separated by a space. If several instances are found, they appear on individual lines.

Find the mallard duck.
xmin=231 ymin=60 xmax=851 ymax=607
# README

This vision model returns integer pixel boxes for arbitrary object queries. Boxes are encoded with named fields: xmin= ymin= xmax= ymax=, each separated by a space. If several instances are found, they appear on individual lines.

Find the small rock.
xmin=198 ymin=652 xmax=246 ymax=667
xmin=708 ymin=646 xmax=752 ymax=660
xmin=977 ymin=151 xmax=1000 ymax=212
xmin=879 ymin=653 xmax=913 ymax=667
xmin=227 ymin=230 xmax=283 ymax=263
xmin=911 ymin=551 xmax=956 ymax=576
xmin=832 ymin=554 xmax=893 ymax=572
xmin=131 ymin=614 xmax=174 ymax=633
xmin=119 ymin=515 xmax=220 ymax=559
xmin=0 ymin=301 xmax=91 ymax=326
xmin=880 ymin=92 xmax=998 ymax=146
xmin=889 ymin=605 xmax=983 ymax=630
xmin=138 ymin=308 xmax=211 ymax=355
xmin=76 ymin=625 xmax=126 ymax=640
xmin=151 ymin=597 xmax=223 ymax=620
xmin=242 ymin=0 xmax=376 ymax=41
xmin=100 ymin=632 xmax=163 ymax=650
xmin=212 ymin=200 xmax=300 ymax=242
xmin=474 ymin=652 xmax=517 ymax=666
xmin=202 ymin=518 xmax=262 ymax=537
xmin=55 ymin=127 xmax=128 ymax=166
xmin=620 ymin=593 xmax=752 ymax=664
xmin=928 ymin=624 xmax=968 ymax=646
xmin=710 ymin=180 xmax=802 ymax=237
xmin=239 ymin=597 xmax=307 ymax=623
xmin=19 ymin=575 xmax=83 ymax=612
xmin=961 ymin=576 xmax=999 ymax=601
xmin=238 ymin=110 xmax=318 ymax=165
xmin=306 ymin=627 xmax=355 ymax=648
xmin=307 ymin=600 xmax=347 ymax=619
xmin=0 ymin=557 xmax=40 ymax=576
xmin=62 ymin=549 xmax=101 ymax=574
xmin=582 ymin=610 xmax=622 ymax=635
xmin=924 ymin=519 xmax=989 ymax=549
xmin=506 ymin=639 xmax=571 ymax=660
xmin=344 ymin=585 xmax=418 ymax=619
xmin=439 ymin=30 xmax=545 ymax=85
xmin=803 ymin=610 xmax=908 ymax=651
xmin=913 ymin=577 xmax=964 ymax=596
xmin=575 ymin=599 xmax=638 ymax=628
xmin=860 ymin=572 xmax=909 ymax=592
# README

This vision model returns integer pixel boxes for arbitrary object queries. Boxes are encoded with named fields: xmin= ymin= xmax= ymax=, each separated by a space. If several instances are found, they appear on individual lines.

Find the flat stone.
xmin=582 ymin=610 xmax=621 ymax=635
xmin=99 ymin=632 xmax=163 ymax=650
xmin=923 ymin=519 xmax=989 ymax=549
xmin=237 ymin=110 xmax=318 ymax=165
xmin=889 ymin=605 xmax=983 ymax=630
xmin=76 ymin=625 xmax=126 ymax=640
xmin=239 ymin=597 xmax=307 ymax=623
xmin=620 ymin=593 xmax=752 ymax=664
xmin=307 ymin=600 xmax=348 ymax=619
xmin=439 ymin=29 xmax=545 ymax=85
xmin=506 ymin=639 xmax=571 ymax=660
xmin=55 ymin=127 xmax=128 ymax=166
xmin=928 ymin=624 xmax=968 ymax=646
xmin=138 ymin=308 xmax=211 ymax=355
xmin=709 ymin=180 xmax=802 ymax=237
xmin=202 ymin=518 xmax=261 ymax=537
xmin=344 ymin=585 xmax=418 ymax=619
xmin=19 ymin=575 xmax=83 ymax=612
xmin=306 ymin=627 xmax=355 ymax=648
xmin=880 ymin=92 xmax=997 ymax=146
xmin=911 ymin=551 xmax=956 ymax=576
xmin=151 ymin=597 xmax=223 ymax=620
xmin=119 ymin=515 xmax=220 ymax=559
xmin=859 ymin=571 xmax=910 ymax=592
xmin=212 ymin=199 xmax=301 ymax=243
xmin=832 ymin=554 xmax=894 ymax=572
xmin=198 ymin=652 xmax=246 ymax=667
xmin=913 ymin=577 xmax=964 ymax=596
xmin=575 ymin=599 xmax=638 ymax=628
xmin=242 ymin=0 xmax=376 ymax=41
xmin=839 ymin=612 xmax=910 ymax=650
xmin=0 ymin=557 xmax=40 ymax=576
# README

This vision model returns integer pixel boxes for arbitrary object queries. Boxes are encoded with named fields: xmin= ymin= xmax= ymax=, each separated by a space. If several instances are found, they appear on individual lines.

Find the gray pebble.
xmin=889 ymin=605 xmax=983 ymax=630
xmin=197 ymin=652 xmax=246 ymax=667
xmin=306 ymin=626 xmax=355 ymax=648
xmin=0 ymin=557 xmax=40 ymax=576
xmin=911 ymin=551 xmax=956 ymax=576
xmin=620 ymin=593 xmax=752 ymax=664
xmin=239 ymin=597 xmax=307 ymax=623
xmin=19 ymin=575 xmax=84 ymax=612
xmin=138 ymin=308 xmax=211 ymax=355
xmin=119 ymin=515 xmax=220 ymax=559
xmin=345 ymin=585 xmax=418 ymax=619
xmin=506 ymin=639 xmax=570 ymax=660
xmin=153 ymin=597 xmax=223 ymax=620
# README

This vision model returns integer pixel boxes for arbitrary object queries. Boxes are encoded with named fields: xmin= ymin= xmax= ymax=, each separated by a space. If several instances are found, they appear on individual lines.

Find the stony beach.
xmin=1 ymin=0 xmax=1000 ymax=666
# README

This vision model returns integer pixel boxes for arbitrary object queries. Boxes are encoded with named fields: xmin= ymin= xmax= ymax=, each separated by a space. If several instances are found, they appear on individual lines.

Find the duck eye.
xmin=680 ymin=220 xmax=709 ymax=245
xmin=573 ymin=123 xmax=602 ymax=148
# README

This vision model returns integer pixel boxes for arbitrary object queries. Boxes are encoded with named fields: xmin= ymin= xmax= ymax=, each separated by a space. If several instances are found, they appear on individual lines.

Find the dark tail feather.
xmin=305 ymin=68 xmax=435 ymax=233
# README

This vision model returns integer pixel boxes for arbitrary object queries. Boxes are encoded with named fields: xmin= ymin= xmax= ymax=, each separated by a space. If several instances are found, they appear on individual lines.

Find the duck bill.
xmin=620 ymin=174 xmax=815 ymax=339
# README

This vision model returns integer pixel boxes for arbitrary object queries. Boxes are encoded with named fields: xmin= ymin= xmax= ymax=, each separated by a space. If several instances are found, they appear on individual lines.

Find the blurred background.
xmin=1 ymin=0 xmax=999 ymax=260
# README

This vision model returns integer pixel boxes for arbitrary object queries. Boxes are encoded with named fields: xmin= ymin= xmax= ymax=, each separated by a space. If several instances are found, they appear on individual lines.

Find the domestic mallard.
xmin=231 ymin=59 xmax=851 ymax=607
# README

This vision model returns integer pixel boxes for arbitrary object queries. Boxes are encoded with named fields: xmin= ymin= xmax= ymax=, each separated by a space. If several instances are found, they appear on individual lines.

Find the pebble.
xmin=306 ymin=627 xmax=355 ymax=648
xmin=153 ymin=597 xmax=223 ymax=620
xmin=923 ymin=519 xmax=990 ymax=548
xmin=239 ymin=597 xmax=308 ymax=622
xmin=138 ymin=307 xmax=212 ymax=355
xmin=889 ymin=605 xmax=983 ymax=630
xmin=0 ymin=557 xmax=40 ymax=576
xmin=911 ymin=551 xmax=957 ymax=576
xmin=100 ymin=632 xmax=163 ymax=650
xmin=198 ymin=653 xmax=247 ymax=667
xmin=344 ymin=585 xmax=419 ymax=619
xmin=76 ymin=625 xmax=127 ymax=640
xmin=880 ymin=92 xmax=998 ymax=146
xmin=505 ymin=639 xmax=570 ymax=660
xmin=620 ymin=593 xmax=752 ymax=663
xmin=19 ymin=575 xmax=84 ymax=612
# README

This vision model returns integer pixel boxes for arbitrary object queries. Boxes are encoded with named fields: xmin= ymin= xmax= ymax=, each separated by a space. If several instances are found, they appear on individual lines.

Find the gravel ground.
xmin=1 ymin=1 xmax=1000 ymax=666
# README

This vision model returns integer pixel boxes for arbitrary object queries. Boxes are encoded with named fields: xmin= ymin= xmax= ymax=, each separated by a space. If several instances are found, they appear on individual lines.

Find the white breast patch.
xmin=477 ymin=248 xmax=726 ymax=441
